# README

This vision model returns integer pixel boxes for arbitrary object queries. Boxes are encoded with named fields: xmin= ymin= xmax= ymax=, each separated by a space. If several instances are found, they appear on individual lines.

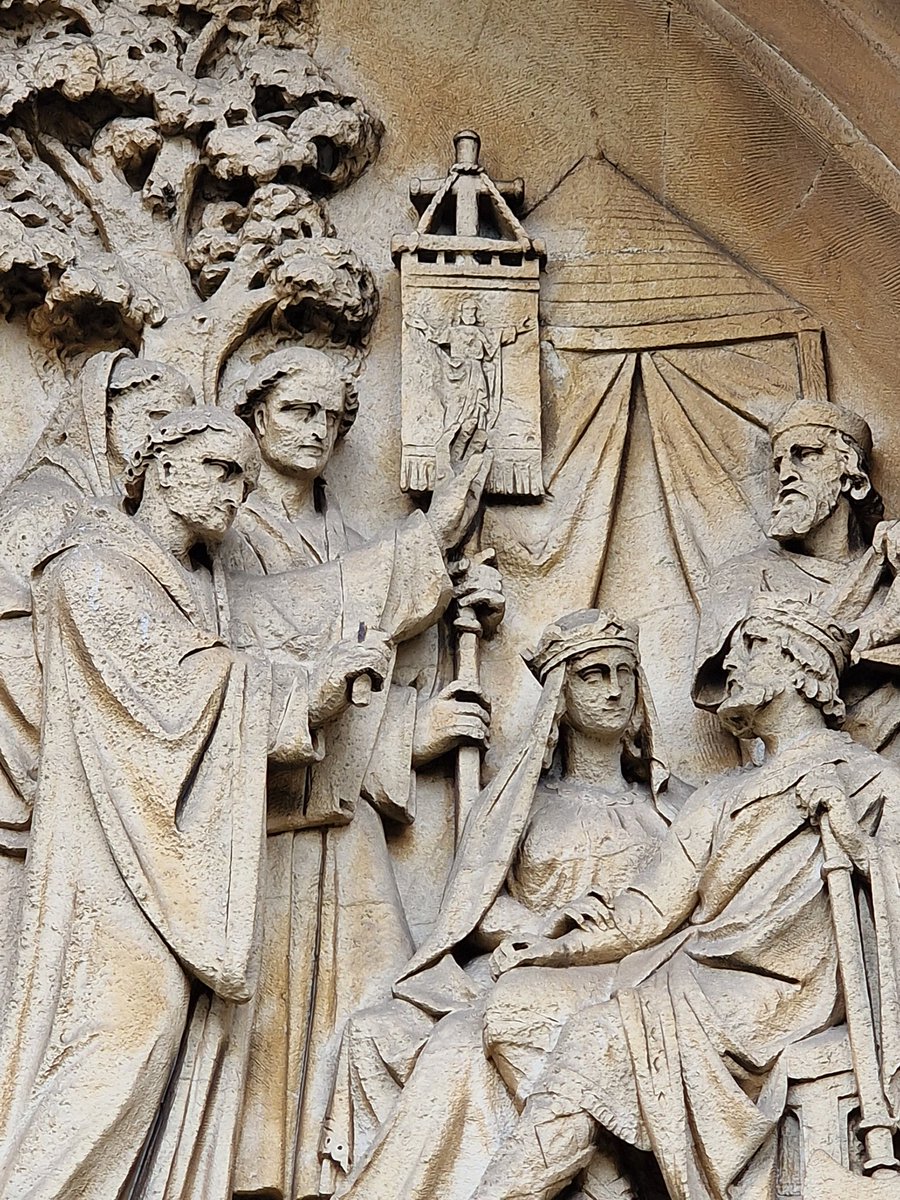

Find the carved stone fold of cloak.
xmin=0 ymin=349 xmax=130 ymax=848
xmin=535 ymin=730 xmax=900 ymax=1200
xmin=0 ymin=504 xmax=286 ymax=1200
xmin=224 ymin=495 xmax=452 ymax=1200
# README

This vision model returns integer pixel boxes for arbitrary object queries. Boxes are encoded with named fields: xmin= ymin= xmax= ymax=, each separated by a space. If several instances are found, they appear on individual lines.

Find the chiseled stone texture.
xmin=0 ymin=3 xmax=898 ymax=1199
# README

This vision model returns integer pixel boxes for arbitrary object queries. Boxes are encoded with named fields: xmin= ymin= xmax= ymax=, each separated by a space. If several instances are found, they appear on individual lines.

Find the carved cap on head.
xmin=107 ymin=356 xmax=196 ymax=409
xmin=527 ymin=608 xmax=639 ymax=683
xmin=769 ymin=398 xmax=872 ymax=459
xmin=236 ymin=346 xmax=359 ymax=439
xmin=124 ymin=405 xmax=261 ymax=510
xmin=740 ymin=593 xmax=855 ymax=677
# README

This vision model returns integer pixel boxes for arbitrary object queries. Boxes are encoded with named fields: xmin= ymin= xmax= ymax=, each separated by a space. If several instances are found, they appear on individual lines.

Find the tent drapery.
xmin=483 ymin=331 xmax=819 ymax=784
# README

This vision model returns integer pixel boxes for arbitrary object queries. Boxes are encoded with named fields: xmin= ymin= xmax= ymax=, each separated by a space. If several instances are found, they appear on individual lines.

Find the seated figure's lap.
xmin=483 ymin=965 xmax=618 ymax=1103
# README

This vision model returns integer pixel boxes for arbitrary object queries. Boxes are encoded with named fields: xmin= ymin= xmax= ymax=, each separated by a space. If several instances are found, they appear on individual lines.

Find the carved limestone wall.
xmin=0 ymin=3 xmax=898 ymax=1200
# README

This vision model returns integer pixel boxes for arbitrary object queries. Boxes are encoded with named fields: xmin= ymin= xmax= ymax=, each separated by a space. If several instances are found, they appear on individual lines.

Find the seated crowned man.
xmin=694 ymin=398 xmax=900 ymax=753
xmin=469 ymin=594 xmax=900 ymax=1200
xmin=0 ymin=407 xmax=392 ymax=1200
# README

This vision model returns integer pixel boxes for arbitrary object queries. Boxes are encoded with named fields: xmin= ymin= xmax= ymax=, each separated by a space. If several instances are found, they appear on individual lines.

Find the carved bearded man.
xmin=222 ymin=346 xmax=498 ymax=1199
xmin=467 ymin=595 xmax=900 ymax=1200
xmin=0 ymin=407 xmax=394 ymax=1200
xmin=694 ymin=398 xmax=900 ymax=752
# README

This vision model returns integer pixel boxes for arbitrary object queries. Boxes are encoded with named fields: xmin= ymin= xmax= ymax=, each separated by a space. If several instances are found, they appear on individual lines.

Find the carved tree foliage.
xmin=0 ymin=0 xmax=381 ymax=394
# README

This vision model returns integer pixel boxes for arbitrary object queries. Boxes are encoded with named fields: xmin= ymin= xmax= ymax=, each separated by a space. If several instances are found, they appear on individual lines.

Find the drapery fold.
xmin=482 ymin=333 xmax=810 ymax=781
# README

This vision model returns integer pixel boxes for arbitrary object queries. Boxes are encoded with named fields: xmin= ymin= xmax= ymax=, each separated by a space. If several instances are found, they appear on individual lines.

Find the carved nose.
xmin=778 ymin=460 xmax=797 ymax=483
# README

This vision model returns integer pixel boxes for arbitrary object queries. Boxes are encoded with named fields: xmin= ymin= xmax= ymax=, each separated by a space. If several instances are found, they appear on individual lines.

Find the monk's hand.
xmin=412 ymin=682 xmax=490 ymax=767
xmin=308 ymin=630 xmax=392 ymax=726
xmin=451 ymin=550 xmax=505 ymax=636
xmin=490 ymin=934 xmax=557 ymax=980
xmin=426 ymin=431 xmax=493 ymax=551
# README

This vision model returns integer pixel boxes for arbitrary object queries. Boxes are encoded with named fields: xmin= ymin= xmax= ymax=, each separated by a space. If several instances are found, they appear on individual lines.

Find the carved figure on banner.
xmin=406 ymin=299 xmax=534 ymax=454
xmin=0 ymin=406 xmax=399 ymax=1200
xmin=465 ymin=595 xmax=900 ymax=1200
xmin=694 ymin=399 xmax=900 ymax=753
xmin=394 ymin=132 xmax=544 ymax=497
xmin=218 ymin=346 xmax=501 ymax=1200
xmin=332 ymin=610 xmax=683 ymax=1200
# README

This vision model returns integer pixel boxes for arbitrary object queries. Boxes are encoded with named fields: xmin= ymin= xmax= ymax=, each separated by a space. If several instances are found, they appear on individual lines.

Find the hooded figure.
xmin=332 ymin=609 xmax=683 ymax=1200
xmin=0 ymin=352 xmax=195 ymax=983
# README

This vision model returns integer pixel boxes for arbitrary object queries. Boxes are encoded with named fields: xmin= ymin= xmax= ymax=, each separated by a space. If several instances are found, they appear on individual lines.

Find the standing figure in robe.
xmin=406 ymin=299 xmax=533 ymax=454
xmin=333 ymin=609 xmax=684 ymax=1200
xmin=469 ymin=594 xmax=900 ymax=1200
xmin=693 ymin=398 xmax=900 ymax=751
xmin=0 ymin=352 xmax=195 ymax=984
xmin=0 ymin=406 xmax=392 ymax=1200
xmin=222 ymin=346 xmax=501 ymax=1200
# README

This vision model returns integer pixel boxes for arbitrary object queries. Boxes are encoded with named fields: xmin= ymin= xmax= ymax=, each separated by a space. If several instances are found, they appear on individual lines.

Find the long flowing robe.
xmin=0 ymin=351 xmax=130 ymax=997
xmin=524 ymin=728 xmax=900 ymax=1200
xmin=221 ymin=483 xmax=452 ymax=1199
xmin=334 ymin=670 xmax=681 ymax=1200
xmin=0 ymin=503 xmax=318 ymax=1200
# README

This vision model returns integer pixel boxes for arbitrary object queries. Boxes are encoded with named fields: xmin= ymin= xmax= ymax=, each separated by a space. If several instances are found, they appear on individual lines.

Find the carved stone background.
xmin=2 ymin=0 xmax=899 ymax=938
xmin=308 ymin=0 xmax=900 ymax=797
xmin=1 ymin=3 xmax=900 ymax=1198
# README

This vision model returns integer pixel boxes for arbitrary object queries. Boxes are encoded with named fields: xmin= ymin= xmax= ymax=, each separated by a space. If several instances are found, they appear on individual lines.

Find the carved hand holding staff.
xmin=394 ymin=131 xmax=544 ymax=839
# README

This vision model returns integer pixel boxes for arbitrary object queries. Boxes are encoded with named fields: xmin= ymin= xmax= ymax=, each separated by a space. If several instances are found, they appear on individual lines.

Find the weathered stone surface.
xmin=0 ymin=3 xmax=898 ymax=1198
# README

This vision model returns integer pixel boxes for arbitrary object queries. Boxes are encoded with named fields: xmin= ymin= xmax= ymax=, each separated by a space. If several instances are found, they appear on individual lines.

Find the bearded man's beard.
xmin=718 ymin=678 xmax=782 ymax=738
xmin=768 ymin=474 xmax=843 ymax=541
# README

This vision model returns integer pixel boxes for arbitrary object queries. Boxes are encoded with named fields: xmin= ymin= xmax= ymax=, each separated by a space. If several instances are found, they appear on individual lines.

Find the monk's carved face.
xmin=252 ymin=370 xmax=344 ymax=480
xmin=768 ymin=426 xmax=845 ymax=542
xmin=563 ymin=646 xmax=637 ymax=740
xmin=158 ymin=426 xmax=253 ymax=542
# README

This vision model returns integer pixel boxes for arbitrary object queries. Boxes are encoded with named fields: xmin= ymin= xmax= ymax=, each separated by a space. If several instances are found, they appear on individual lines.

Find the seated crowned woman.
xmin=331 ymin=609 xmax=685 ymax=1200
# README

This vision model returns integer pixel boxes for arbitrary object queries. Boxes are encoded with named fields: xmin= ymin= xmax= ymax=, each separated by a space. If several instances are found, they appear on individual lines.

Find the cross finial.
xmin=453 ymin=130 xmax=481 ymax=168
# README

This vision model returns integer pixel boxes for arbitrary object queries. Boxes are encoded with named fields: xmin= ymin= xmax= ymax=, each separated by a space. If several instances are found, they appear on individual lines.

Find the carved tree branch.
xmin=34 ymin=130 xmax=194 ymax=316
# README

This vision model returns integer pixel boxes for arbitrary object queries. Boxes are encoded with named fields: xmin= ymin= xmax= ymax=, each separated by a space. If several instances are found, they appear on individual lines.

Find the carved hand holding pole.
xmin=451 ymin=546 xmax=500 ymax=842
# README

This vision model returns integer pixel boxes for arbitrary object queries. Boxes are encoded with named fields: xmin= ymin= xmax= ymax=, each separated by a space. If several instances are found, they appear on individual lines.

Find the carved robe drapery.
xmin=334 ymin=663 xmax=679 ymax=1200
xmin=519 ymin=729 xmax=900 ymax=1200
xmin=0 ymin=351 xmax=131 ymax=1006
xmin=0 ymin=350 xmax=130 ymax=845
xmin=0 ymin=504 xmax=317 ymax=1200
xmin=223 ymin=487 xmax=452 ymax=1200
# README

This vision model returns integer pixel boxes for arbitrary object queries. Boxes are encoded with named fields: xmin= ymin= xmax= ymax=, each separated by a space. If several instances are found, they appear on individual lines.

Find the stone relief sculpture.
xmin=693 ymin=400 xmax=900 ymax=754
xmin=217 ymin=342 xmax=501 ymax=1199
xmin=330 ymin=609 xmax=683 ymax=1200
xmin=395 ymin=133 xmax=544 ymax=497
xmin=0 ymin=0 xmax=379 ymax=391
xmin=0 ymin=1 xmax=897 ymax=1197
xmin=0 ymin=351 xmax=196 ymax=985
xmin=0 ymin=407 xmax=395 ymax=1200
xmin=466 ymin=595 xmax=900 ymax=1200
